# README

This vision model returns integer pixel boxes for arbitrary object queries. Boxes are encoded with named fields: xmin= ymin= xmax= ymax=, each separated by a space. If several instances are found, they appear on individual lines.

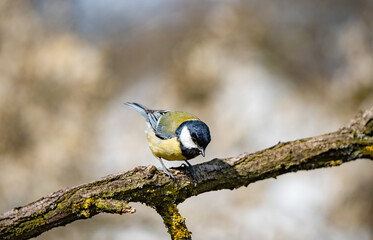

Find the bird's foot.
xmin=184 ymin=160 xmax=198 ymax=186
xmin=157 ymin=158 xmax=175 ymax=179
xmin=156 ymin=167 xmax=174 ymax=179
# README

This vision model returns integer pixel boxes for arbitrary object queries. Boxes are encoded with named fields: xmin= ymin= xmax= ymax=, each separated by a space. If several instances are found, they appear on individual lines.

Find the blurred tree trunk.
xmin=1 ymin=107 xmax=373 ymax=240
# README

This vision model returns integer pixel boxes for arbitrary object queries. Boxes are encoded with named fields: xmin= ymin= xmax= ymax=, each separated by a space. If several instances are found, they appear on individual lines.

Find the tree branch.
xmin=1 ymin=107 xmax=373 ymax=240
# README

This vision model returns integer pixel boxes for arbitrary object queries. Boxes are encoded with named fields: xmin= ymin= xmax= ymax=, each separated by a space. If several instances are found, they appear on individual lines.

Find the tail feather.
xmin=125 ymin=102 xmax=148 ymax=118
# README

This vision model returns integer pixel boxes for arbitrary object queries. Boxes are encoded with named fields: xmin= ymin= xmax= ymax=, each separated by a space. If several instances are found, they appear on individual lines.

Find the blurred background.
xmin=0 ymin=0 xmax=372 ymax=239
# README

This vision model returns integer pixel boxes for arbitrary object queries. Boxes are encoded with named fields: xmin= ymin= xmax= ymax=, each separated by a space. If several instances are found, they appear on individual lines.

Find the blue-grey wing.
xmin=149 ymin=112 xmax=175 ymax=139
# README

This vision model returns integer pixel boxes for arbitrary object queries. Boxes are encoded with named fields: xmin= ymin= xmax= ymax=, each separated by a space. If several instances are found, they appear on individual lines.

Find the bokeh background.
xmin=1 ymin=0 xmax=373 ymax=239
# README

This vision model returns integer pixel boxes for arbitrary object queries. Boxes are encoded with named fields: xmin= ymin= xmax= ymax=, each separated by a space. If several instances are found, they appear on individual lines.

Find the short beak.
xmin=199 ymin=148 xmax=205 ymax=157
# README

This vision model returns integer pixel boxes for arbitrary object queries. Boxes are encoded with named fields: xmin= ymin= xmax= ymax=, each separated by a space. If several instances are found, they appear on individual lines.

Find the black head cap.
xmin=176 ymin=120 xmax=211 ymax=159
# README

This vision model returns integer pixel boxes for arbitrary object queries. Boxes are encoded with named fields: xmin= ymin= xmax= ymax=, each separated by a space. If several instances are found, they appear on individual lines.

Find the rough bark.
xmin=1 ymin=107 xmax=373 ymax=240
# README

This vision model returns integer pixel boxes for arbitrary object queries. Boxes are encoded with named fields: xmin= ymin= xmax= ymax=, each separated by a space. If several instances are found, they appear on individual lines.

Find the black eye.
xmin=191 ymin=134 xmax=197 ymax=142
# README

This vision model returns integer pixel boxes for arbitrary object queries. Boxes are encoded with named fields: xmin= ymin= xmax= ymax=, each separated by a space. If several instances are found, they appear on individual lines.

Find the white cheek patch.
xmin=180 ymin=126 xmax=198 ymax=149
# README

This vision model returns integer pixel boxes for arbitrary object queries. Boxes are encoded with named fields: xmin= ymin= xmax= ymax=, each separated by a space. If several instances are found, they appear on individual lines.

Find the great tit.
xmin=126 ymin=102 xmax=211 ymax=183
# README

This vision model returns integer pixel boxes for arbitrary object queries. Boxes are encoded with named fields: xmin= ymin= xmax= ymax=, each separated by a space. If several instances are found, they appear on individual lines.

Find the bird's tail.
xmin=125 ymin=102 xmax=149 ymax=118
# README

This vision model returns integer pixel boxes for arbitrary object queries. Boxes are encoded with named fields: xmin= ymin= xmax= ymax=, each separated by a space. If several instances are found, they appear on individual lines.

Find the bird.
xmin=125 ymin=102 xmax=211 ymax=184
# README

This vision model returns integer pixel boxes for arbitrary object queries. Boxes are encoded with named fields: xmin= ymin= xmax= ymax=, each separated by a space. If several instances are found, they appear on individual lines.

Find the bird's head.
xmin=176 ymin=120 xmax=211 ymax=159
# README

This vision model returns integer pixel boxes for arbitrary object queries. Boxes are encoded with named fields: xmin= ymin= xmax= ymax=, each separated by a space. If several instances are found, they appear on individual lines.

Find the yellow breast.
xmin=146 ymin=129 xmax=186 ymax=161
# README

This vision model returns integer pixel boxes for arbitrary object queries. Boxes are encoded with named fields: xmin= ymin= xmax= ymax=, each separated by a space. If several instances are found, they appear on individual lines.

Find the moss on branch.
xmin=156 ymin=203 xmax=191 ymax=240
